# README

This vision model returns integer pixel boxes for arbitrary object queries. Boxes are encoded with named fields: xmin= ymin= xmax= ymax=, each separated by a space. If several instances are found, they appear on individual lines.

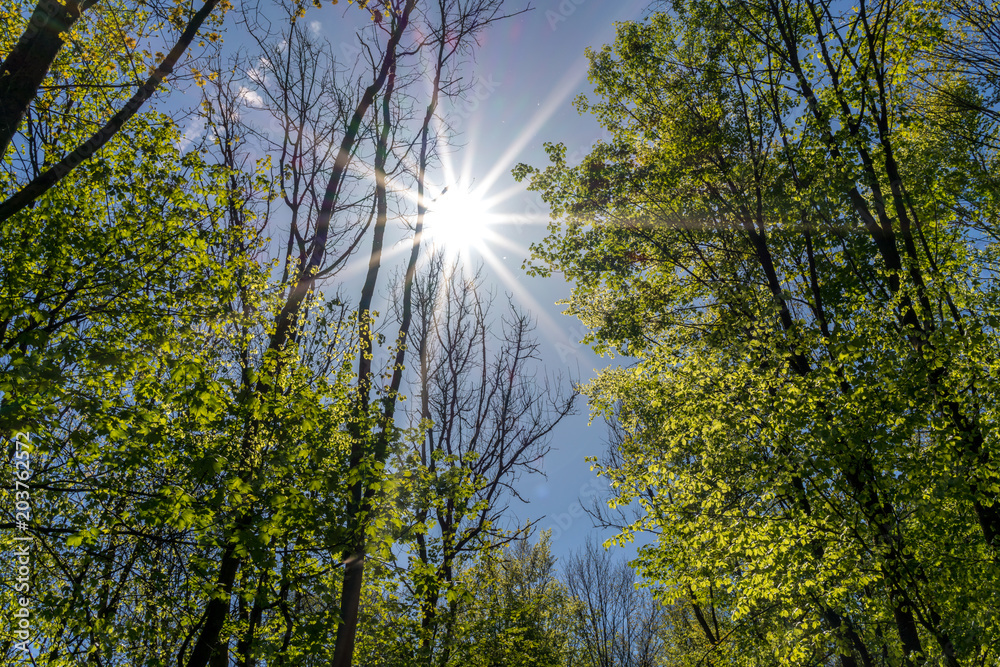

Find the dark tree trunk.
xmin=184 ymin=545 xmax=240 ymax=667
xmin=0 ymin=0 xmax=89 ymax=158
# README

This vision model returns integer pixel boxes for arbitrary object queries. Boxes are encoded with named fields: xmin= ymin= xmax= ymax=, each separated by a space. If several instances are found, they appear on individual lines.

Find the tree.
xmin=564 ymin=540 xmax=667 ymax=667
xmin=1 ymin=0 xmax=525 ymax=664
xmin=515 ymin=0 xmax=1000 ymax=665
xmin=0 ymin=0 xmax=230 ymax=218
xmin=0 ymin=33 xmax=270 ymax=667
xmin=176 ymin=1 xmax=520 ymax=663
xmin=352 ymin=255 xmax=576 ymax=665
xmin=450 ymin=532 xmax=581 ymax=667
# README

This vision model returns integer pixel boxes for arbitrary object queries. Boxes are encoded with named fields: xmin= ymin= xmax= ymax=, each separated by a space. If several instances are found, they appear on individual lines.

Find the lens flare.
xmin=424 ymin=185 xmax=495 ymax=260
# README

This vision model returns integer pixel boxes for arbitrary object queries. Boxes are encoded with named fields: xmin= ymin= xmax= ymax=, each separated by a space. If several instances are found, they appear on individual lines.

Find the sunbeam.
xmin=423 ymin=183 xmax=498 ymax=261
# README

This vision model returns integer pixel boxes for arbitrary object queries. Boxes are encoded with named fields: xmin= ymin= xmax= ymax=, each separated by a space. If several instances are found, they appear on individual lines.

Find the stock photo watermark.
xmin=449 ymin=74 xmax=502 ymax=125
xmin=546 ymin=0 xmax=590 ymax=31
xmin=546 ymin=475 xmax=608 ymax=541
xmin=8 ymin=431 xmax=33 ymax=657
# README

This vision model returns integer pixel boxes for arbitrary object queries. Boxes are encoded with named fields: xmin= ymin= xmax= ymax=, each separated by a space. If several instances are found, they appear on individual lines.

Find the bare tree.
xmin=183 ymin=3 xmax=532 ymax=666
xmin=393 ymin=254 xmax=577 ymax=665
xmin=331 ymin=4 xmax=531 ymax=666
xmin=565 ymin=540 xmax=667 ymax=667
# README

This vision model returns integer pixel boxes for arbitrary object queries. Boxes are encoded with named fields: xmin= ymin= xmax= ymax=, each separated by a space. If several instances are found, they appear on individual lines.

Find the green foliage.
xmin=448 ymin=533 xmax=580 ymax=667
xmin=517 ymin=0 xmax=1000 ymax=665
xmin=354 ymin=533 xmax=585 ymax=667
xmin=0 ymin=3 xmax=363 ymax=662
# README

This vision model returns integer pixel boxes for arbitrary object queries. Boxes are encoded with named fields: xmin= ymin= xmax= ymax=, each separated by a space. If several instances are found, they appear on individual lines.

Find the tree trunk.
xmin=0 ymin=0 xmax=89 ymax=158
xmin=184 ymin=544 xmax=241 ymax=667
xmin=331 ymin=551 xmax=366 ymax=667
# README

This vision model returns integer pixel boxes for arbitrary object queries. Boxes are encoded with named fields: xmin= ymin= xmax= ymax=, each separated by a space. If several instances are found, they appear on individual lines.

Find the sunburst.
xmin=423 ymin=183 xmax=499 ymax=262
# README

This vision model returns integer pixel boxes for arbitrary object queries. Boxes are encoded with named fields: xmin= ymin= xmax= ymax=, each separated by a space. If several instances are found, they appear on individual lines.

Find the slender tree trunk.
xmin=331 ymin=552 xmax=367 ymax=666
xmin=332 ymin=39 xmax=402 ymax=667
xmin=0 ymin=0 xmax=91 ymax=158
xmin=235 ymin=573 xmax=266 ymax=667
xmin=184 ymin=544 xmax=241 ymax=667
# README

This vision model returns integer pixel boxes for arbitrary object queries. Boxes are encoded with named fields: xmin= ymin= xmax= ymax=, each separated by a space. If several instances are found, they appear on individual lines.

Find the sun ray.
xmin=473 ymin=243 xmax=569 ymax=345
xmin=477 ymin=60 xmax=592 ymax=194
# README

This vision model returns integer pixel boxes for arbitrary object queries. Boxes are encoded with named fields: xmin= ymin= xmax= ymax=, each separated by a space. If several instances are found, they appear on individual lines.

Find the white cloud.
xmin=175 ymin=120 xmax=204 ymax=151
xmin=236 ymin=86 xmax=263 ymax=108
xmin=309 ymin=20 xmax=322 ymax=35
xmin=247 ymin=56 xmax=273 ymax=87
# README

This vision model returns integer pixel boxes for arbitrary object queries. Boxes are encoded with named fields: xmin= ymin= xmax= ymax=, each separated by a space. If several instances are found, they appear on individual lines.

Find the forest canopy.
xmin=3 ymin=0 xmax=1000 ymax=664
xmin=516 ymin=0 xmax=1000 ymax=664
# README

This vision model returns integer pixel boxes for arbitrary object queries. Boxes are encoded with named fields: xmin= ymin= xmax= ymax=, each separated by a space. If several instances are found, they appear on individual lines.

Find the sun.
xmin=423 ymin=185 xmax=495 ymax=259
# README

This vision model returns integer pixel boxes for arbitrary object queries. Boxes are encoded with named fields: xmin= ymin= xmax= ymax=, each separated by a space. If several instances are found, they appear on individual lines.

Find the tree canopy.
xmin=7 ymin=0 xmax=1000 ymax=664
xmin=1 ymin=1 xmax=563 ymax=665
xmin=516 ymin=0 xmax=1000 ymax=664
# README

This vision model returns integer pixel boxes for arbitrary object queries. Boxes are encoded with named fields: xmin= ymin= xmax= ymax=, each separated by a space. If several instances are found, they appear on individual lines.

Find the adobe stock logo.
xmin=546 ymin=0 xmax=589 ymax=31
xmin=546 ymin=475 xmax=608 ymax=542
xmin=449 ymin=74 xmax=502 ymax=125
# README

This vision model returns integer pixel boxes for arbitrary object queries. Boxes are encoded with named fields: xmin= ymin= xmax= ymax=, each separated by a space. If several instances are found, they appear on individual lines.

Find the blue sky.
xmin=416 ymin=0 xmax=654 ymax=559
xmin=172 ymin=0 xmax=657 ymax=560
